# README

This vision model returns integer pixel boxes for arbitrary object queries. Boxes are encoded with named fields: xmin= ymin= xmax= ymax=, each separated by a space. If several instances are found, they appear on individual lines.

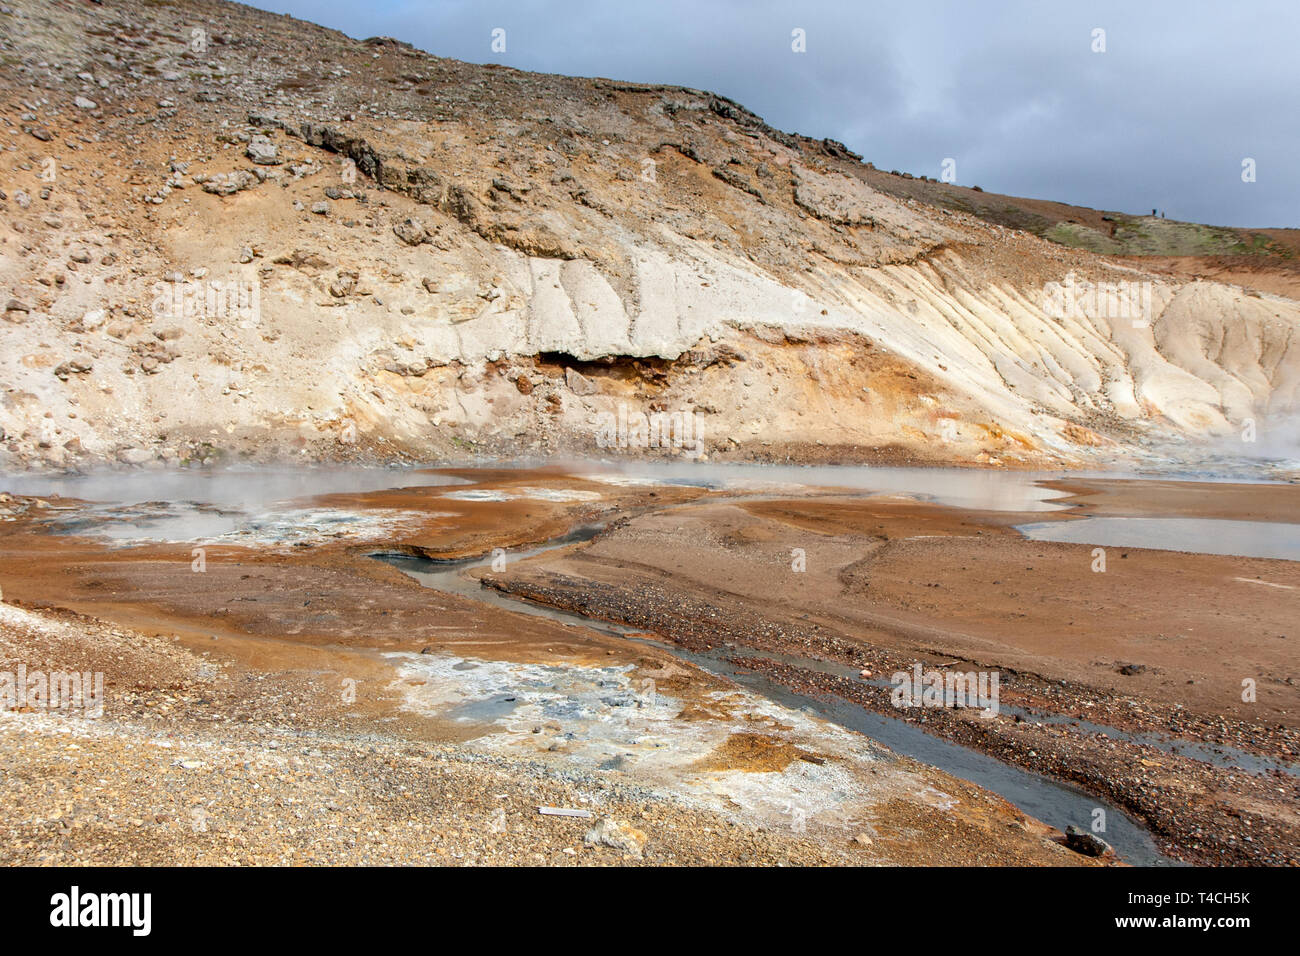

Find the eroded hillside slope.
xmin=2 ymin=0 xmax=1298 ymax=469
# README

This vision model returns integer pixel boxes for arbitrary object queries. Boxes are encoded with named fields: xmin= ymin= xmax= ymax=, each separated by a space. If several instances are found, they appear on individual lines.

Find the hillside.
xmin=2 ymin=0 xmax=1299 ymax=470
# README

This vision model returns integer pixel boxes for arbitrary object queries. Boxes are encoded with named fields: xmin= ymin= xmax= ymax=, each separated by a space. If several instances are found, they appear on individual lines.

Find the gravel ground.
xmin=0 ymin=600 xmax=855 ymax=866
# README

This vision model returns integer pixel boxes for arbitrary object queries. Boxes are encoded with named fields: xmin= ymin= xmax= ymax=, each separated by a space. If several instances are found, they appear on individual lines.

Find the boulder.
xmin=246 ymin=135 xmax=280 ymax=165
xmin=1064 ymin=825 xmax=1112 ymax=857
xmin=583 ymin=818 xmax=647 ymax=858
xmin=117 ymin=447 xmax=154 ymax=465
xmin=393 ymin=218 xmax=429 ymax=246
xmin=200 ymin=171 xmax=259 ymax=196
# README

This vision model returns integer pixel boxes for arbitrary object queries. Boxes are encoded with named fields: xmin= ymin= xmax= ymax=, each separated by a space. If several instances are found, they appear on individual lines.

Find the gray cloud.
xmin=251 ymin=0 xmax=1298 ymax=227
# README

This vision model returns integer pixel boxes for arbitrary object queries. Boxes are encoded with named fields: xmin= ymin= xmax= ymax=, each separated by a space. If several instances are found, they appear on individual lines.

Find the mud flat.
xmin=1 ymin=465 xmax=1295 ymax=864
xmin=0 ymin=467 xmax=1107 ymax=866
xmin=470 ymin=471 xmax=1300 ymax=864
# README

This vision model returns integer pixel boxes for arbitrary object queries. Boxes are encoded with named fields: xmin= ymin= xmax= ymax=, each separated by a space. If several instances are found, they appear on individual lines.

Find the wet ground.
xmin=1 ymin=462 xmax=1297 ymax=865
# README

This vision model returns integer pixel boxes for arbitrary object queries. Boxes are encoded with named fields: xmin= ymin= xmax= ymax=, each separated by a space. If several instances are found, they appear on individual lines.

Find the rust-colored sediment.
xmin=3 ymin=468 xmax=1295 ymax=864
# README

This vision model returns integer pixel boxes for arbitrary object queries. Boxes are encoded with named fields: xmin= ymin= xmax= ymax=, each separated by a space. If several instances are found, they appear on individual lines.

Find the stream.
xmin=377 ymin=528 xmax=1182 ymax=866
xmin=11 ymin=460 xmax=1296 ymax=865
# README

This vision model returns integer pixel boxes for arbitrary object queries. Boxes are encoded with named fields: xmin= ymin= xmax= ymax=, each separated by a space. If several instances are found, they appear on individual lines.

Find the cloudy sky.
xmin=250 ymin=0 xmax=1297 ymax=228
